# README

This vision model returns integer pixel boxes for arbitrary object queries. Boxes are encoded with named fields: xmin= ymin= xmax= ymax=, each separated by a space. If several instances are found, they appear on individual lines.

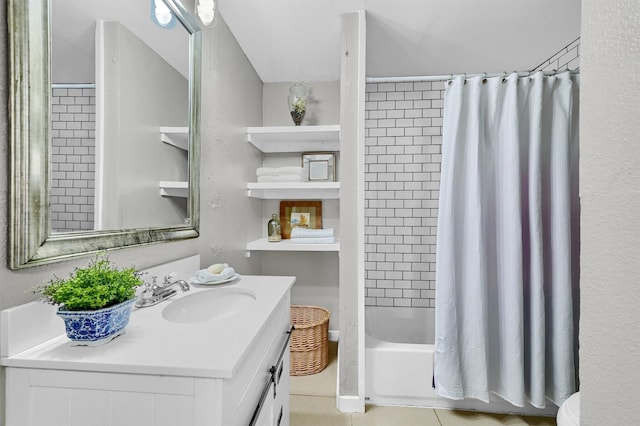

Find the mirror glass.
xmin=51 ymin=0 xmax=191 ymax=233
xmin=8 ymin=0 xmax=202 ymax=269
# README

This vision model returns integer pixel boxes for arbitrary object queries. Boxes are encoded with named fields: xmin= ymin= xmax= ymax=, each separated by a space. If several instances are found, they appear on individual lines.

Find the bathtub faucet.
xmin=135 ymin=274 xmax=190 ymax=308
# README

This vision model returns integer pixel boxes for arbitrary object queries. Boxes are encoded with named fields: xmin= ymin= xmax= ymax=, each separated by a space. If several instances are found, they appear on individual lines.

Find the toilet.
xmin=557 ymin=392 xmax=580 ymax=425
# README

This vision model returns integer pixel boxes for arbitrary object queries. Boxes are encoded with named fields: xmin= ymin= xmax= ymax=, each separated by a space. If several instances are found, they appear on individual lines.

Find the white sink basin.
xmin=162 ymin=288 xmax=257 ymax=323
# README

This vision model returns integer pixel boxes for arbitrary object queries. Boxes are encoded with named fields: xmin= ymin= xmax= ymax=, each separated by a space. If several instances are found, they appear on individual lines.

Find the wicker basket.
xmin=290 ymin=305 xmax=330 ymax=376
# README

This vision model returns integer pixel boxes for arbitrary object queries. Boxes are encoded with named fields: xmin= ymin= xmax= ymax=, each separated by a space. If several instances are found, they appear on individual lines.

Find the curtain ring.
xmin=447 ymin=74 xmax=454 ymax=86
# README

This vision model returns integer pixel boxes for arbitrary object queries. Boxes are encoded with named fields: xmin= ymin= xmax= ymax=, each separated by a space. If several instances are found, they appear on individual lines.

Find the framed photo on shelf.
xmin=279 ymin=200 xmax=323 ymax=239
xmin=302 ymin=152 xmax=336 ymax=182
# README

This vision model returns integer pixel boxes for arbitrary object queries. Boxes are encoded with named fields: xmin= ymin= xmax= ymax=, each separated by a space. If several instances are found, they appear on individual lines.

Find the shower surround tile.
xmin=364 ymin=81 xmax=444 ymax=308
xmin=51 ymin=87 xmax=96 ymax=233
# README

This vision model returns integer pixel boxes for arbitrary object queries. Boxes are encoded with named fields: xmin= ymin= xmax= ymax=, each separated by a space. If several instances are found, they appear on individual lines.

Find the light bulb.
xmin=154 ymin=0 xmax=173 ymax=26
xmin=196 ymin=0 xmax=215 ymax=26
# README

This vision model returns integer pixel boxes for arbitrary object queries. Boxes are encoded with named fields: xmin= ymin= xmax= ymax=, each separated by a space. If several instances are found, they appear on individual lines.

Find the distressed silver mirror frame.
xmin=8 ymin=0 xmax=202 ymax=269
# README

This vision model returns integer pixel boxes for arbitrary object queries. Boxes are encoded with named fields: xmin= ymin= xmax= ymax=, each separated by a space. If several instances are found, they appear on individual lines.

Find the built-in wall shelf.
xmin=160 ymin=127 xmax=189 ymax=151
xmin=247 ymin=182 xmax=340 ymax=199
xmin=247 ymin=125 xmax=340 ymax=153
xmin=159 ymin=181 xmax=188 ymax=198
xmin=246 ymin=238 xmax=340 ymax=257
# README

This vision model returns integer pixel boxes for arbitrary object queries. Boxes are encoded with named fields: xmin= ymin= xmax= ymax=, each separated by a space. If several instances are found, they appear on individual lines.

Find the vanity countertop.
xmin=1 ymin=275 xmax=295 ymax=379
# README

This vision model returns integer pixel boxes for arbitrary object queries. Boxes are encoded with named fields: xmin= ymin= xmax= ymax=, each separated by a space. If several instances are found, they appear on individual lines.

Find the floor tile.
xmin=289 ymin=340 xmax=557 ymax=426
xmin=290 ymin=340 xmax=337 ymax=397
xmin=290 ymin=395 xmax=351 ymax=426
xmin=352 ymin=404 xmax=441 ymax=426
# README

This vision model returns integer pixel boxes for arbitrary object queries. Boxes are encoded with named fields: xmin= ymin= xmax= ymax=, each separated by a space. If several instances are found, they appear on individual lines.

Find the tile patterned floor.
xmin=291 ymin=395 xmax=557 ymax=425
xmin=290 ymin=342 xmax=557 ymax=426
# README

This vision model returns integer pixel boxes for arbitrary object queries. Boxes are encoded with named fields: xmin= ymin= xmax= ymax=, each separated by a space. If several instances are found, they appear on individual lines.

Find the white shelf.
xmin=161 ymin=127 xmax=189 ymax=151
xmin=247 ymin=125 xmax=340 ymax=153
xmin=245 ymin=125 xmax=341 ymax=256
xmin=159 ymin=181 xmax=188 ymax=198
xmin=247 ymin=182 xmax=340 ymax=199
xmin=246 ymin=238 xmax=340 ymax=256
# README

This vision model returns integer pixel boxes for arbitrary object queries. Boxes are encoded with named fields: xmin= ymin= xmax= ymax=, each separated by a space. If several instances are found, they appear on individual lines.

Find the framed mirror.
xmin=8 ymin=0 xmax=202 ymax=269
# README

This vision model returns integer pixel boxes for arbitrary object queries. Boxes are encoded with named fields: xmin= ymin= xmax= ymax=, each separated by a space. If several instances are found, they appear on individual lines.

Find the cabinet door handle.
xmin=276 ymin=405 xmax=284 ymax=426
xmin=273 ymin=325 xmax=293 ymax=397
xmin=277 ymin=325 xmax=294 ymax=366
xmin=248 ymin=326 xmax=293 ymax=426
xmin=277 ymin=359 xmax=284 ymax=384
xmin=248 ymin=373 xmax=275 ymax=426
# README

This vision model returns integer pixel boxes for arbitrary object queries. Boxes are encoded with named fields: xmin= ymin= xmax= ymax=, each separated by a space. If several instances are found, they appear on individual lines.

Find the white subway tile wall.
xmin=365 ymin=81 xmax=445 ymax=308
xmin=532 ymin=37 xmax=580 ymax=72
xmin=50 ymin=88 xmax=96 ymax=232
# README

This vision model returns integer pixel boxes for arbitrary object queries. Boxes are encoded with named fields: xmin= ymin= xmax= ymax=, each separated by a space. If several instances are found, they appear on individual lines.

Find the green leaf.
xmin=33 ymin=256 xmax=143 ymax=311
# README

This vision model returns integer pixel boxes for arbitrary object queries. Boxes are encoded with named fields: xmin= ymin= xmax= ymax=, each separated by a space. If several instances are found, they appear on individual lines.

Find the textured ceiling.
xmin=219 ymin=0 xmax=581 ymax=83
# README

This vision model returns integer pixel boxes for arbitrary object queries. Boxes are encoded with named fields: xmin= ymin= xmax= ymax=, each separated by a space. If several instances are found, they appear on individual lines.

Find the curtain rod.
xmin=51 ymin=83 xmax=96 ymax=89
xmin=365 ymin=69 xmax=579 ymax=84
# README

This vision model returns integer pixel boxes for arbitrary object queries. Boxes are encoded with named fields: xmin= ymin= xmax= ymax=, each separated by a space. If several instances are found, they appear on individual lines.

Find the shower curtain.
xmin=434 ymin=71 xmax=580 ymax=409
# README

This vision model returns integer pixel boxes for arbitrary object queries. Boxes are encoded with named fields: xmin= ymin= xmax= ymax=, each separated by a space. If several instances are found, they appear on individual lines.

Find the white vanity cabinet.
xmin=222 ymin=293 xmax=292 ymax=426
xmin=1 ymin=273 xmax=294 ymax=426
xmin=246 ymin=325 xmax=291 ymax=426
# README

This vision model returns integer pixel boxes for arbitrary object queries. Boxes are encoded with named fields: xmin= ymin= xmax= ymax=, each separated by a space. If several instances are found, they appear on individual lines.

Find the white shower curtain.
xmin=434 ymin=71 xmax=580 ymax=409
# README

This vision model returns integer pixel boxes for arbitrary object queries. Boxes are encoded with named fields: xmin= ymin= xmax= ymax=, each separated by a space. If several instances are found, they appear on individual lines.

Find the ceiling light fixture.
xmin=153 ymin=0 xmax=175 ymax=28
xmin=196 ymin=0 xmax=216 ymax=26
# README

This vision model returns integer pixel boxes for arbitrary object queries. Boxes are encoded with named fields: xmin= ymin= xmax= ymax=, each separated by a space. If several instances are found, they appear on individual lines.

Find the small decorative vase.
xmin=56 ymin=298 xmax=135 ymax=346
xmin=288 ymin=83 xmax=308 ymax=126
xmin=268 ymin=213 xmax=282 ymax=242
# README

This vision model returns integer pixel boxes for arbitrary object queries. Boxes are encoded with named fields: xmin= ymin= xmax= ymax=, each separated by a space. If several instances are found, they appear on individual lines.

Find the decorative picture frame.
xmin=302 ymin=152 xmax=336 ymax=182
xmin=279 ymin=200 xmax=323 ymax=239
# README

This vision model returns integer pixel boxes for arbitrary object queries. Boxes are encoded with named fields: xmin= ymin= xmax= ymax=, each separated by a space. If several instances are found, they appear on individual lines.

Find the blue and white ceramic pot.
xmin=56 ymin=298 xmax=135 ymax=346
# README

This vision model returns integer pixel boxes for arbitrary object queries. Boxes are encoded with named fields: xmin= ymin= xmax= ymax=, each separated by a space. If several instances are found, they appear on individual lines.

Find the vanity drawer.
xmin=248 ymin=323 xmax=291 ymax=426
xmin=222 ymin=293 xmax=290 ymax=425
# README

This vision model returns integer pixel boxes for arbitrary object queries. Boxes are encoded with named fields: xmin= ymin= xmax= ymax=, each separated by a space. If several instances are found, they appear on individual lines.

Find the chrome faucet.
xmin=135 ymin=274 xmax=190 ymax=308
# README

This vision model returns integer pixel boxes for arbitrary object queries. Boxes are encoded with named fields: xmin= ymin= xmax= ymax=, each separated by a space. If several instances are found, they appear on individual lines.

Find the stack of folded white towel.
xmin=256 ymin=166 xmax=303 ymax=183
xmin=290 ymin=227 xmax=335 ymax=244
xmin=191 ymin=263 xmax=236 ymax=283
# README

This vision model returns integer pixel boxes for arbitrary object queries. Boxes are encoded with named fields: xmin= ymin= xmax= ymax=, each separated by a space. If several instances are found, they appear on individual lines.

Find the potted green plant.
xmin=33 ymin=256 xmax=144 ymax=346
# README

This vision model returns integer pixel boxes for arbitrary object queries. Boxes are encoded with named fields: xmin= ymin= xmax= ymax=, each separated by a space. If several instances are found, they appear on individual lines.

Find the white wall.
xmin=0 ymin=6 xmax=263 ymax=424
xmin=260 ymin=81 xmax=341 ymax=331
xmin=263 ymin=81 xmax=340 ymax=126
xmin=101 ymin=21 xmax=189 ymax=230
xmin=580 ymin=1 xmax=640 ymax=424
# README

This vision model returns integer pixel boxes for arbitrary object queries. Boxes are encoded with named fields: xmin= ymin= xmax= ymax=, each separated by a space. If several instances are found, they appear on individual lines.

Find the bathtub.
xmin=364 ymin=306 xmax=558 ymax=416
xmin=365 ymin=306 xmax=437 ymax=407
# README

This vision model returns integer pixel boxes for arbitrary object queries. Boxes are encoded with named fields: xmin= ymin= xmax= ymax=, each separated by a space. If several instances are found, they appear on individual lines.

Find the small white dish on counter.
xmin=190 ymin=273 xmax=240 ymax=286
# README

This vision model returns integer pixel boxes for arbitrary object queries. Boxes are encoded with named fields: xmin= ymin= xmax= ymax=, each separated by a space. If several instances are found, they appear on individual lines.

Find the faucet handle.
xmin=163 ymin=272 xmax=177 ymax=284
xmin=145 ymin=277 xmax=157 ymax=293
xmin=136 ymin=278 xmax=155 ymax=304
xmin=135 ymin=270 xmax=149 ymax=279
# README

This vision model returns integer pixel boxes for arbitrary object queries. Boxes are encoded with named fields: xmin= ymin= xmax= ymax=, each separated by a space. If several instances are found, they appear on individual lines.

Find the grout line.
xmin=433 ymin=408 xmax=444 ymax=425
